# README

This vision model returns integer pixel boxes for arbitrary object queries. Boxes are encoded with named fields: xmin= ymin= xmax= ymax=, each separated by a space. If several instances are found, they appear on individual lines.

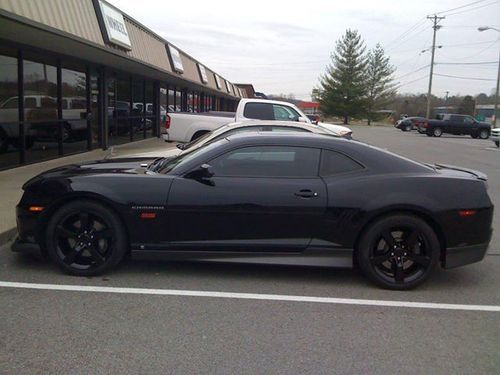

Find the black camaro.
xmin=13 ymin=132 xmax=493 ymax=289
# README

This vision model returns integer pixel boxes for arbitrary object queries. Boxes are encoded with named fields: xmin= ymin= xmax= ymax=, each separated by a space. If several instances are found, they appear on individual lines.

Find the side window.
xmin=210 ymin=146 xmax=321 ymax=177
xmin=320 ymin=150 xmax=364 ymax=176
xmin=464 ymin=116 xmax=474 ymax=125
xmin=450 ymin=115 xmax=464 ymax=123
xmin=24 ymin=97 xmax=37 ymax=108
xmin=273 ymin=105 xmax=300 ymax=121
xmin=243 ymin=102 xmax=274 ymax=120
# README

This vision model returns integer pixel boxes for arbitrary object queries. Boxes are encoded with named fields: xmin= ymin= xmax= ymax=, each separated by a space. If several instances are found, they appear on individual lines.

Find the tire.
xmin=426 ymin=133 xmax=433 ymax=137
xmin=478 ymin=129 xmax=489 ymax=139
xmin=433 ymin=127 xmax=442 ymax=137
xmin=471 ymin=133 xmax=478 ymax=139
xmin=405 ymin=125 xmax=411 ymax=132
xmin=356 ymin=214 xmax=439 ymax=290
xmin=46 ymin=200 xmax=127 ymax=276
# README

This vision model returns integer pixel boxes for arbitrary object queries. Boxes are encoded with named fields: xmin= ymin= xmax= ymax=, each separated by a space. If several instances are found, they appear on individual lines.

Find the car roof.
xmin=224 ymin=130 xmax=346 ymax=145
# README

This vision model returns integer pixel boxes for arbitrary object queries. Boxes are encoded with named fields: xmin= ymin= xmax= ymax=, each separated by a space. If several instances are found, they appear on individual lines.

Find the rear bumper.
xmin=444 ymin=228 xmax=492 ymax=269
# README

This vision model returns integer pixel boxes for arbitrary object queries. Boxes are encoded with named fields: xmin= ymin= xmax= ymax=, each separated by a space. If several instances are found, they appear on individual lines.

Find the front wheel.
xmin=46 ymin=200 xmax=127 ymax=276
xmin=478 ymin=129 xmax=489 ymax=139
xmin=356 ymin=215 xmax=439 ymax=290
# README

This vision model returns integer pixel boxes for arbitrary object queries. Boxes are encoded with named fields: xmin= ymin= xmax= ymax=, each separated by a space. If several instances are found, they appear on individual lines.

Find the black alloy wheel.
xmin=405 ymin=124 xmax=412 ymax=132
xmin=478 ymin=129 xmax=489 ymax=139
xmin=357 ymin=215 xmax=439 ymax=290
xmin=433 ymin=127 xmax=442 ymax=137
xmin=46 ymin=200 xmax=127 ymax=276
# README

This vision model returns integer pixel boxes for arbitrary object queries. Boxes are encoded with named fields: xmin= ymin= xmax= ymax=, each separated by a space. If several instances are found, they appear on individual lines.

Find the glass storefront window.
xmin=61 ymin=67 xmax=88 ymax=154
xmin=23 ymin=59 xmax=59 ymax=164
xmin=145 ymin=81 xmax=154 ymax=137
xmin=0 ymin=53 xmax=20 ymax=169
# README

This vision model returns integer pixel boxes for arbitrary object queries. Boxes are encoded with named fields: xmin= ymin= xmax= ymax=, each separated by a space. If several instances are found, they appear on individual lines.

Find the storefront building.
xmin=0 ymin=0 xmax=245 ymax=170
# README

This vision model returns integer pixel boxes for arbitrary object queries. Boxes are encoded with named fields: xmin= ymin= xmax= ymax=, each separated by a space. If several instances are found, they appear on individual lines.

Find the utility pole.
xmin=444 ymin=90 xmax=449 ymax=113
xmin=426 ymin=15 xmax=445 ymax=119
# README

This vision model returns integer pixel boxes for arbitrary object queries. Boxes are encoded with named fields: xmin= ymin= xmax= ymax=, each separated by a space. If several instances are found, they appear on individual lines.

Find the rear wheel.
xmin=405 ymin=124 xmax=412 ymax=132
xmin=46 ymin=200 xmax=127 ymax=276
xmin=433 ymin=127 xmax=442 ymax=137
xmin=357 ymin=215 xmax=439 ymax=290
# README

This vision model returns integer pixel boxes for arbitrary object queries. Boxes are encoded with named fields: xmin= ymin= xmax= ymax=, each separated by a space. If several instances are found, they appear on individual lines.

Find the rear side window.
xmin=320 ymin=150 xmax=363 ymax=176
xmin=243 ymin=103 xmax=274 ymax=120
xmin=211 ymin=146 xmax=321 ymax=177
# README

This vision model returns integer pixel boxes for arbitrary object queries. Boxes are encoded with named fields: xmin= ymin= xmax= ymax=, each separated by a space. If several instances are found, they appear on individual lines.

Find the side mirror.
xmin=185 ymin=163 xmax=214 ymax=180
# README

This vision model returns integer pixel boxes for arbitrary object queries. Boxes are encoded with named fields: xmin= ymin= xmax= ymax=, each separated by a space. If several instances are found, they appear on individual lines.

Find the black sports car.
xmin=13 ymin=132 xmax=493 ymax=289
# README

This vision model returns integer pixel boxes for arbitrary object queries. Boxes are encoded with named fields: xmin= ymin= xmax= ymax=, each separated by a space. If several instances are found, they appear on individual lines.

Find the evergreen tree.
xmin=458 ymin=95 xmax=475 ymax=116
xmin=365 ymin=44 xmax=396 ymax=125
xmin=318 ymin=29 xmax=368 ymax=124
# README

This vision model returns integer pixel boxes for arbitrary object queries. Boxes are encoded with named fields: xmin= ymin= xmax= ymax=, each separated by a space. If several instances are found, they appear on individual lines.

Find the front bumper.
xmin=11 ymin=235 xmax=42 ymax=255
xmin=444 ymin=242 xmax=490 ymax=269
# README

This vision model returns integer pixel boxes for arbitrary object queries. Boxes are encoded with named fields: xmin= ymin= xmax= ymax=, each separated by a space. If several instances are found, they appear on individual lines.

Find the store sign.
xmin=98 ymin=0 xmax=131 ymax=49
xmin=168 ymin=45 xmax=184 ymax=73
xmin=214 ymin=74 xmax=221 ymax=89
xmin=198 ymin=64 xmax=208 ymax=84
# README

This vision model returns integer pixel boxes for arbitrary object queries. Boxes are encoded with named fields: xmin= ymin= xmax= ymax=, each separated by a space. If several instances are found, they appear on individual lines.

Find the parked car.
xmin=395 ymin=116 xmax=426 ymax=132
xmin=306 ymin=114 xmax=320 ymax=124
xmin=132 ymin=120 xmax=347 ymax=159
xmin=163 ymin=98 xmax=352 ymax=142
xmin=490 ymin=127 xmax=500 ymax=147
xmin=13 ymin=132 xmax=493 ymax=290
xmin=423 ymin=114 xmax=490 ymax=138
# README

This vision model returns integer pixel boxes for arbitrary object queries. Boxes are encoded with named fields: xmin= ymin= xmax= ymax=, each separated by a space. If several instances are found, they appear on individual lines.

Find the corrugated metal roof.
xmin=0 ymin=0 xmax=105 ymax=46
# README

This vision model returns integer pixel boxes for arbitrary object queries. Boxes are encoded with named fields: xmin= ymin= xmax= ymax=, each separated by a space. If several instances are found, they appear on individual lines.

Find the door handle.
xmin=294 ymin=189 xmax=318 ymax=198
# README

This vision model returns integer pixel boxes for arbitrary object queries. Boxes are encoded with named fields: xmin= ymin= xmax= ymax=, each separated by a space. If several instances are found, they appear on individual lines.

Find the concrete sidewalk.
xmin=0 ymin=138 xmax=177 ymax=244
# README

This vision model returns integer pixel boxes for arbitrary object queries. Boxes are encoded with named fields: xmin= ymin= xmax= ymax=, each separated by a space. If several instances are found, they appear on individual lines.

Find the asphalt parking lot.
xmin=1 ymin=125 xmax=499 ymax=374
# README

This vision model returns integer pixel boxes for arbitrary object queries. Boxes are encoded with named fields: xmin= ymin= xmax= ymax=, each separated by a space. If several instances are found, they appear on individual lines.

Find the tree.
xmin=318 ymin=29 xmax=368 ymax=124
xmin=458 ymin=95 xmax=475 ymax=115
xmin=365 ymin=44 xmax=396 ymax=125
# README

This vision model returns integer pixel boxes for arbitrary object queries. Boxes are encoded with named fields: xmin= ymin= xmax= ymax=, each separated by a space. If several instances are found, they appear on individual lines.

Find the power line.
xmin=384 ymin=18 xmax=427 ymax=50
xmin=394 ymin=64 xmax=430 ymax=80
xmin=443 ymin=0 xmax=500 ymax=17
xmin=436 ymin=0 xmax=490 ymax=15
xmin=435 ymin=61 xmax=497 ymax=65
xmin=395 ymin=74 xmax=430 ymax=89
xmin=434 ymin=73 xmax=496 ymax=81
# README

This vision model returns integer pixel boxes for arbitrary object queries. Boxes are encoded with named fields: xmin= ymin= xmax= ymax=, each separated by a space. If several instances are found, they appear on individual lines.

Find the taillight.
xmin=459 ymin=210 xmax=476 ymax=217
xmin=165 ymin=114 xmax=171 ymax=129
xmin=423 ymin=121 xmax=428 ymax=128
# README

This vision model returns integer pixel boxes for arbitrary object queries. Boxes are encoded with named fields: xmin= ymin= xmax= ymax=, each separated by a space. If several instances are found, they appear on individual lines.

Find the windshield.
xmin=158 ymin=138 xmax=228 ymax=174
xmin=181 ymin=130 xmax=214 ymax=150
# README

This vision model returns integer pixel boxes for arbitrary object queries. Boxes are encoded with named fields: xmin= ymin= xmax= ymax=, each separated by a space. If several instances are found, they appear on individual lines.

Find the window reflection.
xmin=0 ymin=53 xmax=20 ymax=169
xmin=23 ymin=59 xmax=59 ymax=163
xmin=61 ymin=67 xmax=87 ymax=154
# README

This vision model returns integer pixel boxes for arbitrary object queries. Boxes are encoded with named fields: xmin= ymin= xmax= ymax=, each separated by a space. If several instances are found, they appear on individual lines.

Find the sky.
xmin=109 ymin=0 xmax=500 ymax=100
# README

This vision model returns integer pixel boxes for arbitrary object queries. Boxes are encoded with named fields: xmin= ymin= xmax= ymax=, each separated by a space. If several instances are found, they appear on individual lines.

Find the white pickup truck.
xmin=162 ymin=98 xmax=352 ymax=142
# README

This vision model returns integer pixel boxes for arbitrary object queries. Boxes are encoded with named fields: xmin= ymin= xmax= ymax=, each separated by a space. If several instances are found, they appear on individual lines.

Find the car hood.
xmin=317 ymin=122 xmax=352 ymax=136
xmin=22 ymin=157 xmax=159 ymax=189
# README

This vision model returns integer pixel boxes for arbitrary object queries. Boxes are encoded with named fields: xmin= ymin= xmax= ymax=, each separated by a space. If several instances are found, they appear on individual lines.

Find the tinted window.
xmin=320 ymin=150 xmax=363 ymax=176
xmin=243 ymin=102 xmax=274 ymax=120
xmin=210 ymin=146 xmax=320 ymax=177
xmin=273 ymin=104 xmax=300 ymax=121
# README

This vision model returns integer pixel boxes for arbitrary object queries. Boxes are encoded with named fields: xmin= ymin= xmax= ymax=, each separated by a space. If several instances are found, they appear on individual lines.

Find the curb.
xmin=0 ymin=227 xmax=17 ymax=246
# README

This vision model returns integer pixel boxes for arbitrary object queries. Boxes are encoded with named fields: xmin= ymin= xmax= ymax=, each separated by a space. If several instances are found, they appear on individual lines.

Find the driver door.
xmin=165 ymin=146 xmax=327 ymax=252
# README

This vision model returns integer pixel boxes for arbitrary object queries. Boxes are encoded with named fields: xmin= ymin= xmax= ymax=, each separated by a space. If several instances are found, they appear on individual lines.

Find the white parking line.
xmin=1 ymin=281 xmax=499 ymax=312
